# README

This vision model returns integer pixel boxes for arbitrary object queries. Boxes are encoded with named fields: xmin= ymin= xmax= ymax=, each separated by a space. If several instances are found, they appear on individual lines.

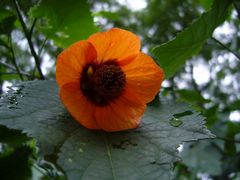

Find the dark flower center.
xmin=80 ymin=61 xmax=126 ymax=106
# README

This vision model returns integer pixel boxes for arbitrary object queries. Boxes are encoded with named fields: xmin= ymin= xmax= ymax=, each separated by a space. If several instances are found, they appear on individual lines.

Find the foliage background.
xmin=0 ymin=0 xmax=240 ymax=179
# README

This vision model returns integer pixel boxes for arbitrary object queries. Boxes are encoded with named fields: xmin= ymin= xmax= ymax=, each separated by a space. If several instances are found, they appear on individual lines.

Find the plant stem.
xmin=29 ymin=18 xmax=37 ymax=38
xmin=0 ymin=61 xmax=32 ymax=78
xmin=9 ymin=35 xmax=24 ymax=81
xmin=13 ymin=0 xmax=45 ymax=80
xmin=169 ymin=77 xmax=176 ymax=99
xmin=233 ymin=2 xmax=240 ymax=20
xmin=212 ymin=37 xmax=240 ymax=61
xmin=32 ymin=38 xmax=48 ymax=77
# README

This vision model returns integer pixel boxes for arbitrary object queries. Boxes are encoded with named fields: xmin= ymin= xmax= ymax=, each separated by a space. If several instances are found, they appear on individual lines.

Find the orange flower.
xmin=56 ymin=28 xmax=164 ymax=132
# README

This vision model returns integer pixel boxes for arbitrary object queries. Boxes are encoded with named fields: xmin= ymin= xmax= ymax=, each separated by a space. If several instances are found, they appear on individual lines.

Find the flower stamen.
xmin=87 ymin=65 xmax=94 ymax=78
xmin=81 ymin=62 xmax=126 ymax=106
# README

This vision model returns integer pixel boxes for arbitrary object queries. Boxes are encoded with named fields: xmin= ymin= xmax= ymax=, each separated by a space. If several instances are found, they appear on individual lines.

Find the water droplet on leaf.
xmin=169 ymin=117 xmax=183 ymax=127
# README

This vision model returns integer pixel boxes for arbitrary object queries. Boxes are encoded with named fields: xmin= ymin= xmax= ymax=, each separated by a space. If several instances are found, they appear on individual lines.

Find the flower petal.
xmin=87 ymin=28 xmax=140 ymax=63
xmin=56 ymin=40 xmax=97 ymax=87
xmin=122 ymin=53 xmax=164 ymax=103
xmin=60 ymin=82 xmax=99 ymax=129
xmin=94 ymin=94 xmax=146 ymax=132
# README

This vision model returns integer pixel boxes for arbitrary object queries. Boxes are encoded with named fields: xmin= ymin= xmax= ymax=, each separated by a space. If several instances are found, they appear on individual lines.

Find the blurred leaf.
xmin=0 ymin=5 xmax=16 ymax=35
xmin=174 ymin=162 xmax=191 ymax=180
xmin=229 ymin=100 xmax=240 ymax=110
xmin=0 ymin=125 xmax=30 ymax=147
xmin=204 ymin=105 xmax=219 ymax=126
xmin=29 ymin=0 xmax=98 ymax=47
xmin=0 ymin=146 xmax=32 ymax=180
xmin=198 ymin=0 xmax=214 ymax=10
xmin=0 ymin=74 xmax=22 ymax=81
xmin=235 ymin=133 xmax=240 ymax=152
xmin=151 ymin=0 xmax=233 ymax=79
xmin=221 ymin=152 xmax=240 ymax=178
xmin=93 ymin=11 xmax=120 ymax=20
xmin=177 ymin=89 xmax=210 ymax=104
xmin=224 ymin=122 xmax=240 ymax=155
xmin=0 ymin=8 xmax=13 ymax=22
xmin=227 ymin=122 xmax=240 ymax=137
xmin=0 ymin=80 xmax=214 ymax=179
xmin=181 ymin=140 xmax=222 ymax=176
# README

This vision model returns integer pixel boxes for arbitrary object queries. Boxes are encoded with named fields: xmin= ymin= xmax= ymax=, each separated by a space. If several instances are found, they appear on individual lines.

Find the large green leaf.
xmin=181 ymin=141 xmax=222 ymax=176
xmin=0 ymin=80 xmax=214 ymax=179
xmin=29 ymin=0 xmax=98 ymax=47
xmin=151 ymin=0 xmax=233 ymax=79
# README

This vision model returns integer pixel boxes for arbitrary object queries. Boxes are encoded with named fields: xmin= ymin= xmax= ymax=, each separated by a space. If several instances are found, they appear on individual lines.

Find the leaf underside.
xmin=0 ymin=80 xmax=214 ymax=179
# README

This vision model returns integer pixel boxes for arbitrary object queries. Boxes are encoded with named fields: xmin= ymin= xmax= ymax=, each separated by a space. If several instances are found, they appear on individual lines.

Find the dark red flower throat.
xmin=81 ymin=61 xmax=126 ymax=106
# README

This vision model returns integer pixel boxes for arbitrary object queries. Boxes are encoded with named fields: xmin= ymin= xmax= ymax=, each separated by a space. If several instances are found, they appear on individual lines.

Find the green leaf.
xmin=0 ymin=9 xmax=16 ymax=35
xmin=0 ymin=146 xmax=33 ymax=180
xmin=177 ymin=89 xmax=210 ymax=104
xmin=198 ymin=0 xmax=214 ymax=10
xmin=151 ymin=0 xmax=233 ymax=79
xmin=181 ymin=140 xmax=222 ymax=175
xmin=93 ymin=11 xmax=120 ymax=20
xmin=0 ymin=80 xmax=214 ymax=179
xmin=0 ymin=8 xmax=13 ymax=22
xmin=0 ymin=125 xmax=30 ymax=147
xmin=29 ymin=0 xmax=98 ymax=47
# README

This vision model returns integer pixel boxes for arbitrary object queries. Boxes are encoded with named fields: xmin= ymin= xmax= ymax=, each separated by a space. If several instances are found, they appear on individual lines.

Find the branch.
xmin=189 ymin=62 xmax=205 ymax=108
xmin=31 ymin=38 xmax=48 ymax=77
xmin=9 ymin=35 xmax=24 ymax=81
xmin=234 ymin=2 xmax=240 ymax=20
xmin=212 ymin=37 xmax=240 ymax=61
xmin=38 ymin=38 xmax=48 ymax=56
xmin=29 ymin=18 xmax=37 ymax=38
xmin=169 ymin=77 xmax=176 ymax=99
xmin=13 ymin=0 xmax=45 ymax=80
xmin=0 ymin=61 xmax=32 ymax=78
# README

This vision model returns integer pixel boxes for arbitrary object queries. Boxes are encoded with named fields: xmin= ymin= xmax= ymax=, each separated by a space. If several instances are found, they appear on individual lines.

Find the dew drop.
xmin=169 ymin=117 xmax=183 ymax=127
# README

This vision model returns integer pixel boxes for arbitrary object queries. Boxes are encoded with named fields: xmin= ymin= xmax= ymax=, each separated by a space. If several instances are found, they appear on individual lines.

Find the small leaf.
xmin=29 ymin=0 xmax=98 ymax=47
xmin=181 ymin=141 xmax=222 ymax=175
xmin=0 ymin=80 xmax=214 ymax=179
xmin=151 ymin=0 xmax=233 ymax=79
